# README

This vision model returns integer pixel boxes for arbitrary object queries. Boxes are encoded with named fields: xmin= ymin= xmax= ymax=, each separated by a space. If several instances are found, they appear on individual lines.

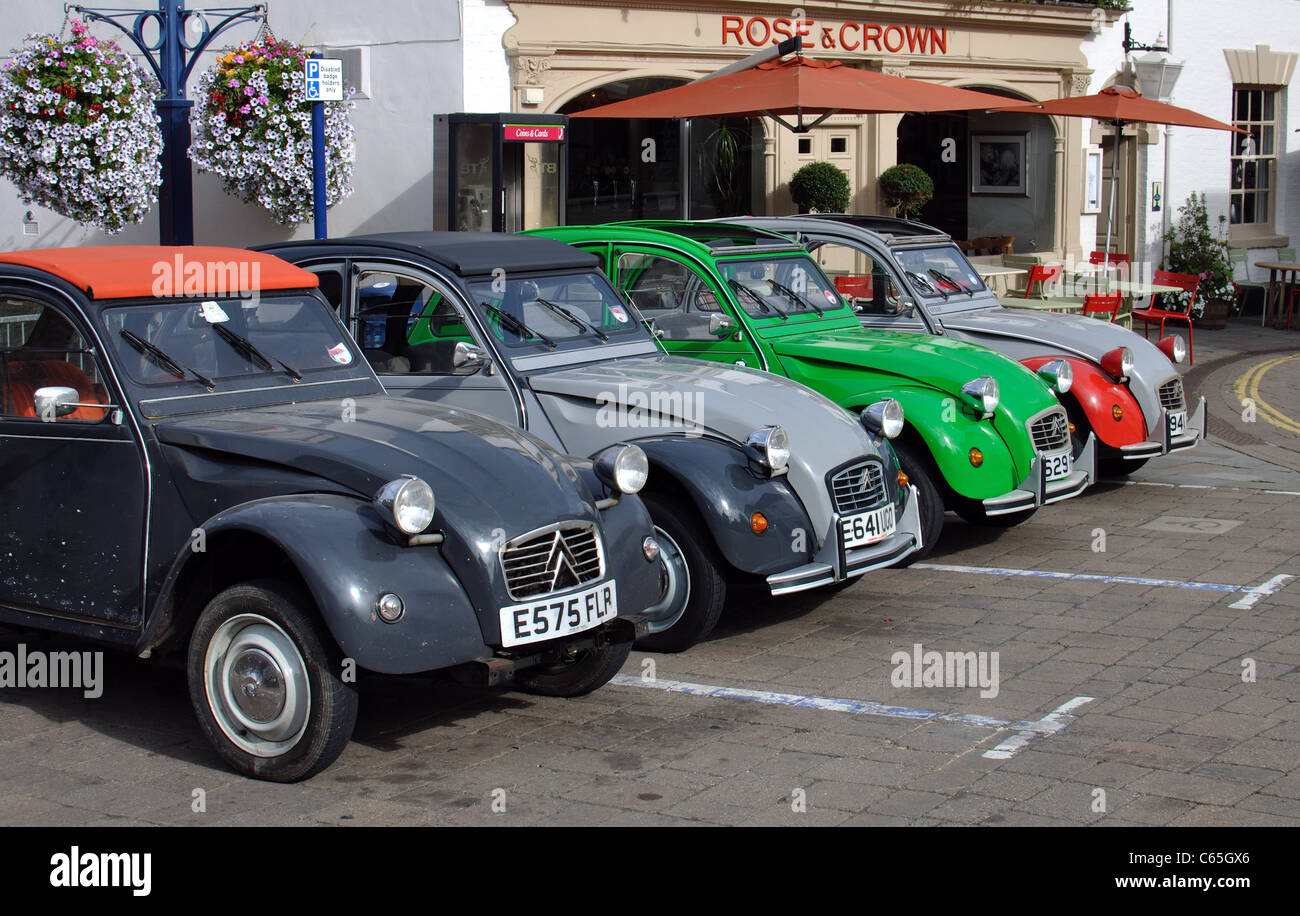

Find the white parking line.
xmin=1121 ymin=480 xmax=1300 ymax=497
xmin=912 ymin=562 xmax=1295 ymax=610
xmin=609 ymin=675 xmax=1092 ymax=758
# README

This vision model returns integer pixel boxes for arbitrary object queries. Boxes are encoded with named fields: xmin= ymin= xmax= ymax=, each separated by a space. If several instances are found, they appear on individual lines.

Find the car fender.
xmin=148 ymin=494 xmax=490 ymax=675
xmin=634 ymin=436 xmax=817 ymax=577
xmin=1020 ymin=355 xmax=1147 ymax=448
xmin=845 ymin=387 xmax=1023 ymax=501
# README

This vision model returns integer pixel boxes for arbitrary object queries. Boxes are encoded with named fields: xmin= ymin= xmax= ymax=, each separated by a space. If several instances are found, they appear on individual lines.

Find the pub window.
xmin=830 ymin=136 xmax=848 ymax=154
xmin=797 ymin=137 xmax=812 ymax=155
xmin=1229 ymin=86 xmax=1279 ymax=232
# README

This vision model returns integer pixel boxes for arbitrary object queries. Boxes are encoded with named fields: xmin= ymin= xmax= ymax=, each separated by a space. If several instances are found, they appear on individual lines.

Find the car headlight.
xmin=861 ymin=398 xmax=905 ymax=439
xmin=960 ymin=377 xmax=999 ymax=418
xmin=1158 ymin=334 xmax=1187 ymax=365
xmin=1101 ymin=346 xmax=1134 ymax=380
xmin=1037 ymin=359 xmax=1073 ymax=395
xmin=374 ymin=476 xmax=435 ymax=535
xmin=593 ymin=443 xmax=649 ymax=494
xmin=745 ymin=425 xmax=790 ymax=474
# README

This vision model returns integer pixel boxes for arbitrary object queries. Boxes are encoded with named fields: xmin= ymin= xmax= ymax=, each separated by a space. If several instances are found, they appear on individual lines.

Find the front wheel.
xmin=890 ymin=441 xmax=943 ymax=564
xmin=513 ymin=640 xmax=632 ymax=697
xmin=187 ymin=579 xmax=357 ymax=782
xmin=635 ymin=493 xmax=727 ymax=653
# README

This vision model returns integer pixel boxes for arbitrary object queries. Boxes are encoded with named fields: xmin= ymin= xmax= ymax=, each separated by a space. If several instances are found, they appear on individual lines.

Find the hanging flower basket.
xmin=190 ymin=36 xmax=355 ymax=225
xmin=0 ymin=19 xmax=162 ymax=234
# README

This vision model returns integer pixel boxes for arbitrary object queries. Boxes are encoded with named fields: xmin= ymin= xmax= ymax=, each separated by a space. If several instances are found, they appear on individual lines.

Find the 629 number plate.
xmin=1043 ymin=451 xmax=1072 ymax=481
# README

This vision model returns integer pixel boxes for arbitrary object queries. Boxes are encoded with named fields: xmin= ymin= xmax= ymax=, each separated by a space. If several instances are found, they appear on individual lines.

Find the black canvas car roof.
xmin=268 ymin=232 xmax=600 ymax=278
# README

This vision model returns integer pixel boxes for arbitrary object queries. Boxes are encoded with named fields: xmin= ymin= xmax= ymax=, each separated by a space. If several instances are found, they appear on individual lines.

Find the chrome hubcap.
xmin=641 ymin=525 xmax=691 ymax=634
xmin=205 ymin=613 xmax=310 ymax=758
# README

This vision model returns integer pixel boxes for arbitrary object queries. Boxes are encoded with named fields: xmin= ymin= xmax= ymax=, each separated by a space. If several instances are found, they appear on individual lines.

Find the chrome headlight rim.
xmin=744 ymin=425 xmax=791 ymax=475
xmin=1037 ymin=358 xmax=1073 ymax=395
xmin=374 ymin=475 xmax=436 ymax=536
xmin=594 ymin=443 xmax=649 ymax=495
xmin=861 ymin=398 xmax=905 ymax=439
xmin=960 ymin=376 xmax=999 ymax=419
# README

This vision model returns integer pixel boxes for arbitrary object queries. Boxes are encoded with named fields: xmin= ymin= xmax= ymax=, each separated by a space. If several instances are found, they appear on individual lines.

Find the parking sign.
xmin=304 ymin=58 xmax=343 ymax=102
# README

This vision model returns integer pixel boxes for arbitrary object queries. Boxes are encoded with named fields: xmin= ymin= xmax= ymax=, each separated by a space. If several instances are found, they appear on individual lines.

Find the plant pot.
xmin=1192 ymin=299 xmax=1232 ymax=330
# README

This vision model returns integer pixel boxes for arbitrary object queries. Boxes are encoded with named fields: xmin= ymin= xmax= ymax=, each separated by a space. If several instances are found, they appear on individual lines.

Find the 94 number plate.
xmin=499 ymin=581 xmax=617 ymax=647
xmin=841 ymin=504 xmax=896 ymax=549
xmin=1168 ymin=410 xmax=1187 ymax=439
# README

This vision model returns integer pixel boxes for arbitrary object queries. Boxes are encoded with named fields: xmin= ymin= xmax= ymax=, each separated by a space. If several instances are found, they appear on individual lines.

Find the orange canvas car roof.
xmin=0 ymin=246 xmax=318 ymax=299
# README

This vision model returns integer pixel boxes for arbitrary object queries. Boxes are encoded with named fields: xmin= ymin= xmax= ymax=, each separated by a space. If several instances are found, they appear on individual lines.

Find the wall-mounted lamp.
xmin=1122 ymin=22 xmax=1168 ymax=55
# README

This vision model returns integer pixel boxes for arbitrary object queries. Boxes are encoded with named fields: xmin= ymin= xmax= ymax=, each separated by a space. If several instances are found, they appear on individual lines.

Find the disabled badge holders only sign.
xmin=305 ymin=59 xmax=344 ymax=101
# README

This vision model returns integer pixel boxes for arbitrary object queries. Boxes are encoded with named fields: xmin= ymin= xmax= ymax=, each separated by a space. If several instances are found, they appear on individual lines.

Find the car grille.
xmin=830 ymin=460 xmax=888 ymax=514
xmin=1029 ymin=408 xmax=1071 ymax=453
xmin=1159 ymin=378 xmax=1186 ymax=412
xmin=500 ymin=523 xmax=603 ymax=601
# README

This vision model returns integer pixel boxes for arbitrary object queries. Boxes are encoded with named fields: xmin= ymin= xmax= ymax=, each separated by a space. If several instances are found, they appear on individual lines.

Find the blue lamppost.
xmin=71 ymin=2 xmax=266 ymax=245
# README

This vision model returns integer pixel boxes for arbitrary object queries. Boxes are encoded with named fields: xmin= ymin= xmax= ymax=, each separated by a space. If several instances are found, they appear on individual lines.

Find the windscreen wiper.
xmin=907 ymin=270 xmax=948 ymax=300
xmin=533 ymin=297 xmax=609 ymax=342
xmin=479 ymin=301 xmax=556 ymax=349
xmin=119 ymin=328 xmax=214 ymax=390
xmin=768 ymin=278 xmax=825 ymax=317
xmin=212 ymin=324 xmax=302 ymax=381
xmin=929 ymin=268 xmax=973 ymax=298
xmin=727 ymin=279 xmax=788 ymax=320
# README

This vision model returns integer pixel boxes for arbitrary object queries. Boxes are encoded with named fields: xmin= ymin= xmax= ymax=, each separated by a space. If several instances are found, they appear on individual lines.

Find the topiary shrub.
xmin=879 ymin=163 xmax=934 ymax=220
xmin=789 ymin=160 xmax=851 ymax=213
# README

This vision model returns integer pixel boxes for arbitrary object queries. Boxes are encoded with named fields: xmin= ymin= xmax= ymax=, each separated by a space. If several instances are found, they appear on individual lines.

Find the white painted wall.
xmin=462 ymin=0 xmax=514 ymax=112
xmin=0 ymin=0 xmax=464 ymax=250
xmin=1083 ymin=0 xmax=1300 ymax=278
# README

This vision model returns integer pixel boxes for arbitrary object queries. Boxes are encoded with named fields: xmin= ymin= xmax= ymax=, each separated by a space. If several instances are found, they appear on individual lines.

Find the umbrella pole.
xmin=1102 ymin=118 xmax=1123 ymax=293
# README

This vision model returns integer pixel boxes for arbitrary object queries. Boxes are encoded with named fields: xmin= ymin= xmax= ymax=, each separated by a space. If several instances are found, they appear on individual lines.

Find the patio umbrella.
xmin=571 ymin=53 xmax=1018 ymax=133
xmin=991 ymin=86 xmax=1241 ymax=263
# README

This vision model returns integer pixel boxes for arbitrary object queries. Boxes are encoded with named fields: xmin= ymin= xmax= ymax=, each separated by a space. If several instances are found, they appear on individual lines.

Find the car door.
xmin=805 ymin=238 xmax=930 ymax=334
xmin=610 ymin=248 xmax=760 ymax=366
xmin=310 ymin=262 xmax=521 ymax=426
xmin=0 ymin=288 xmax=147 ymax=626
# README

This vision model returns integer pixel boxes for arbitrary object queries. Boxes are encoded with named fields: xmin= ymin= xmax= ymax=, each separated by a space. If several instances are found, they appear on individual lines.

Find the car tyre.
xmin=513 ymin=640 xmax=632 ymax=697
xmin=890 ymin=440 xmax=942 ymax=564
xmin=187 ymin=579 xmax=357 ymax=783
xmin=635 ymin=492 xmax=727 ymax=652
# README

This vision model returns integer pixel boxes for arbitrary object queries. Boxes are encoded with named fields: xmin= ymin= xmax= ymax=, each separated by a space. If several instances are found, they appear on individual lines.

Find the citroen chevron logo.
xmin=545 ymin=531 xmax=581 ymax=592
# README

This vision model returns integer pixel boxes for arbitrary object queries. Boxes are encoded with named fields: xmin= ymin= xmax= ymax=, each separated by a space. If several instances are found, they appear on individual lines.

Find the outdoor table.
xmin=1109 ymin=279 xmax=1184 ymax=297
xmin=997 ymin=295 xmax=1085 ymax=314
xmin=1254 ymin=261 xmax=1300 ymax=328
xmin=973 ymin=264 xmax=1026 ymax=295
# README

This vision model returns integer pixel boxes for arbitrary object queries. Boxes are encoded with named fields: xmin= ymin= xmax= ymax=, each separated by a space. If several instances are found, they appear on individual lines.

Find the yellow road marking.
xmin=1233 ymin=354 xmax=1300 ymax=435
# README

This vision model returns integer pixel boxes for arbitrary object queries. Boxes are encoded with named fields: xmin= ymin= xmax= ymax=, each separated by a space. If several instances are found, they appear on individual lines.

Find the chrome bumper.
xmin=982 ymin=433 xmax=1097 ymax=516
xmin=1121 ymin=395 xmax=1206 ymax=457
xmin=767 ymin=484 xmax=923 ymax=596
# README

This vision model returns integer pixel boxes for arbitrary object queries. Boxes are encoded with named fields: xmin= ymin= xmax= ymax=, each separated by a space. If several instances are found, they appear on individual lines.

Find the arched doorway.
xmin=558 ymin=77 xmax=765 ymax=222
xmin=897 ymin=88 xmax=1058 ymax=253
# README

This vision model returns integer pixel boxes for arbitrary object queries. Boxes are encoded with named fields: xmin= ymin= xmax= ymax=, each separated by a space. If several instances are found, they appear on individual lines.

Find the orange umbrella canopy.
xmin=572 ymin=56 xmax=1022 ymax=131
xmin=991 ymin=85 xmax=1239 ymax=131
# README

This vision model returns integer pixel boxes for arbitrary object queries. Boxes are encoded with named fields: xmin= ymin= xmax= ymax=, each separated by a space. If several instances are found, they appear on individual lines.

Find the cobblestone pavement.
xmin=1 ymin=324 xmax=1297 ymax=827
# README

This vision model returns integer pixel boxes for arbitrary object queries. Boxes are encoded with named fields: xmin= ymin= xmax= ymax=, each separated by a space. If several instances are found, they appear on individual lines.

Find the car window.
xmin=616 ymin=252 xmax=722 ymax=341
xmin=0 ymin=296 xmax=110 ymax=422
xmin=467 ymin=271 xmax=644 ymax=350
xmin=807 ymin=241 xmax=914 ymax=322
xmin=102 ymin=293 xmax=358 ymax=387
xmin=353 ymin=271 xmax=478 ymax=375
xmin=891 ymin=245 xmax=988 ymax=300
xmin=716 ymin=255 xmax=845 ymax=319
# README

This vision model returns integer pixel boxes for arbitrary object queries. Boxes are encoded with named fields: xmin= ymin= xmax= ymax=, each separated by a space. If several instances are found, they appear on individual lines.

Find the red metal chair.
xmin=1081 ymin=292 xmax=1123 ymax=322
xmin=1088 ymin=250 xmax=1131 ymax=266
xmin=1021 ymin=263 xmax=1064 ymax=299
xmin=834 ymin=275 xmax=873 ymax=299
xmin=1131 ymin=270 xmax=1199 ymax=364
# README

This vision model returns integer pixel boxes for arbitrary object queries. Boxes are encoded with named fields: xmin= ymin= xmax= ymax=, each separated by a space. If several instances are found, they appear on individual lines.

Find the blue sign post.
xmin=304 ymin=55 xmax=342 ymax=240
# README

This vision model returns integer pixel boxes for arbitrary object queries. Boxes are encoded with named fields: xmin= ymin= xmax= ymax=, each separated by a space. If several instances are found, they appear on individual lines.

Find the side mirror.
xmin=898 ymin=297 xmax=916 ymax=318
xmin=708 ymin=313 xmax=735 ymax=337
xmin=33 ymin=386 xmax=80 ymax=420
xmin=451 ymin=341 xmax=488 ymax=375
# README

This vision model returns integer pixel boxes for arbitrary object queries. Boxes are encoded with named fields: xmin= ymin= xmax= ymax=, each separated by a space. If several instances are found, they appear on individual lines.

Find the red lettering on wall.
xmin=747 ymin=16 xmax=771 ymax=46
xmin=773 ymin=18 xmax=792 ymax=41
xmin=929 ymin=27 xmax=947 ymax=54
xmin=722 ymin=16 xmax=743 ymax=46
xmin=863 ymin=24 xmax=882 ymax=51
xmin=795 ymin=19 xmax=812 ymax=39
xmin=905 ymin=25 xmax=928 ymax=53
xmin=883 ymin=25 xmax=904 ymax=52
xmin=839 ymin=22 xmax=860 ymax=51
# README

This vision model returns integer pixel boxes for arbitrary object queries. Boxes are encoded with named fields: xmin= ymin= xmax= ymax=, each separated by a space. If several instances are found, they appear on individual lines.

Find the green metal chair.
xmin=1228 ymin=248 xmax=1266 ymax=322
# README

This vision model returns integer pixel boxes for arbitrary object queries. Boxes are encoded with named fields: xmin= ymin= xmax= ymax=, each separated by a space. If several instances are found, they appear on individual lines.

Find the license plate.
xmin=1043 ymin=451 xmax=1072 ymax=481
xmin=1168 ymin=410 xmax=1187 ymax=439
xmin=499 ymin=581 xmax=617 ymax=647
xmin=841 ymin=504 xmax=896 ymax=549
